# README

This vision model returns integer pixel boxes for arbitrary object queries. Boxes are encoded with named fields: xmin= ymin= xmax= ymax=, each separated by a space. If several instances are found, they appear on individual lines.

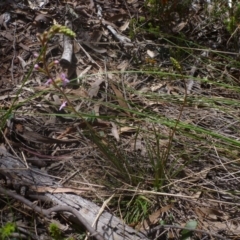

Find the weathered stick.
xmin=0 ymin=146 xmax=149 ymax=240
xmin=0 ymin=186 xmax=104 ymax=240
xmin=60 ymin=20 xmax=73 ymax=67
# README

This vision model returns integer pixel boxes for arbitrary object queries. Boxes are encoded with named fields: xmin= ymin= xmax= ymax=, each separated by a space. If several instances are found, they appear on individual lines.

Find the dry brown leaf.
xmin=110 ymin=82 xmax=130 ymax=114
xmin=120 ymin=20 xmax=130 ymax=31
xmin=73 ymin=39 xmax=81 ymax=53
xmin=19 ymin=42 xmax=30 ymax=51
xmin=147 ymin=49 xmax=158 ymax=58
xmin=17 ymin=56 xmax=27 ymax=69
xmin=111 ymin=122 xmax=120 ymax=141
xmin=77 ymin=65 xmax=92 ymax=79
xmin=107 ymin=50 xmax=118 ymax=58
xmin=150 ymin=83 xmax=164 ymax=92
xmin=149 ymin=204 xmax=173 ymax=223
xmin=67 ymin=87 xmax=89 ymax=98
xmin=0 ymin=31 xmax=13 ymax=41
xmin=182 ymin=168 xmax=209 ymax=183
xmin=88 ymin=78 xmax=104 ymax=98
xmin=201 ymin=220 xmax=240 ymax=235
xmin=120 ymin=126 xmax=136 ymax=134
xmin=94 ymin=103 xmax=100 ymax=116
xmin=33 ymin=85 xmax=48 ymax=91
xmin=172 ymin=22 xmax=188 ymax=33
xmin=195 ymin=207 xmax=226 ymax=221
xmin=138 ymin=204 xmax=174 ymax=230
xmin=191 ymin=191 xmax=202 ymax=199
xmin=52 ymin=94 xmax=61 ymax=105
xmin=108 ymin=14 xmax=128 ymax=22
xmin=0 ymin=94 xmax=18 ymax=100
xmin=117 ymin=60 xmax=129 ymax=72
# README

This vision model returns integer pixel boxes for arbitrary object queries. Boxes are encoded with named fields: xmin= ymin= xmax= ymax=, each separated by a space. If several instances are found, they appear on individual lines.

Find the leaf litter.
xmin=0 ymin=0 xmax=240 ymax=239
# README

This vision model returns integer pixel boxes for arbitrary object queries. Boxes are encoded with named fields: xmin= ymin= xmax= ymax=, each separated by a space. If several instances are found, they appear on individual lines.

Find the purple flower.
xmin=60 ymin=73 xmax=70 ymax=86
xmin=34 ymin=64 xmax=39 ymax=69
xmin=33 ymin=53 xmax=39 ymax=58
xmin=59 ymin=101 xmax=67 ymax=111
xmin=45 ymin=79 xmax=52 ymax=85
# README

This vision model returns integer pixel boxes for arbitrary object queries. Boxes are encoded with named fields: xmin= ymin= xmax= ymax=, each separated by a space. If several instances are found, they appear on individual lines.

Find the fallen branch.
xmin=0 ymin=186 xmax=104 ymax=240
xmin=0 ymin=146 xmax=149 ymax=240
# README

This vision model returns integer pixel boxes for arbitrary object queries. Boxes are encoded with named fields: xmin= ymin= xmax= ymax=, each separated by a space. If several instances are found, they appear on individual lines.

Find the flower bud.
xmin=34 ymin=64 xmax=39 ymax=69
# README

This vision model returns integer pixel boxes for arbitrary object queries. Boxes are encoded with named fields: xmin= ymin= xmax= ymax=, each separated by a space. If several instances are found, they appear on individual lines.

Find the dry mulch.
xmin=0 ymin=0 xmax=240 ymax=239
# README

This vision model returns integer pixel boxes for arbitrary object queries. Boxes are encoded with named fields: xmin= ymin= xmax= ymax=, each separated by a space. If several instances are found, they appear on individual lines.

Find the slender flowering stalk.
xmin=34 ymin=24 xmax=75 ymax=110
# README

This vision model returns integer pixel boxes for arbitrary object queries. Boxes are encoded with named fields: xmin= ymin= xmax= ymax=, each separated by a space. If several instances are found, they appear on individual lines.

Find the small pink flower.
xmin=34 ymin=64 xmax=39 ymax=69
xmin=54 ymin=60 xmax=59 ymax=65
xmin=59 ymin=101 xmax=67 ymax=110
xmin=33 ymin=53 xmax=39 ymax=58
xmin=60 ymin=73 xmax=70 ymax=86
xmin=45 ymin=79 xmax=52 ymax=85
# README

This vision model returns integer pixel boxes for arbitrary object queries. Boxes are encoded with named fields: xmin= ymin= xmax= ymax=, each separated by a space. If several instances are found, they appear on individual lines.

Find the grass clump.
xmin=123 ymin=195 xmax=152 ymax=224
xmin=0 ymin=222 xmax=16 ymax=240
xmin=49 ymin=223 xmax=63 ymax=240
